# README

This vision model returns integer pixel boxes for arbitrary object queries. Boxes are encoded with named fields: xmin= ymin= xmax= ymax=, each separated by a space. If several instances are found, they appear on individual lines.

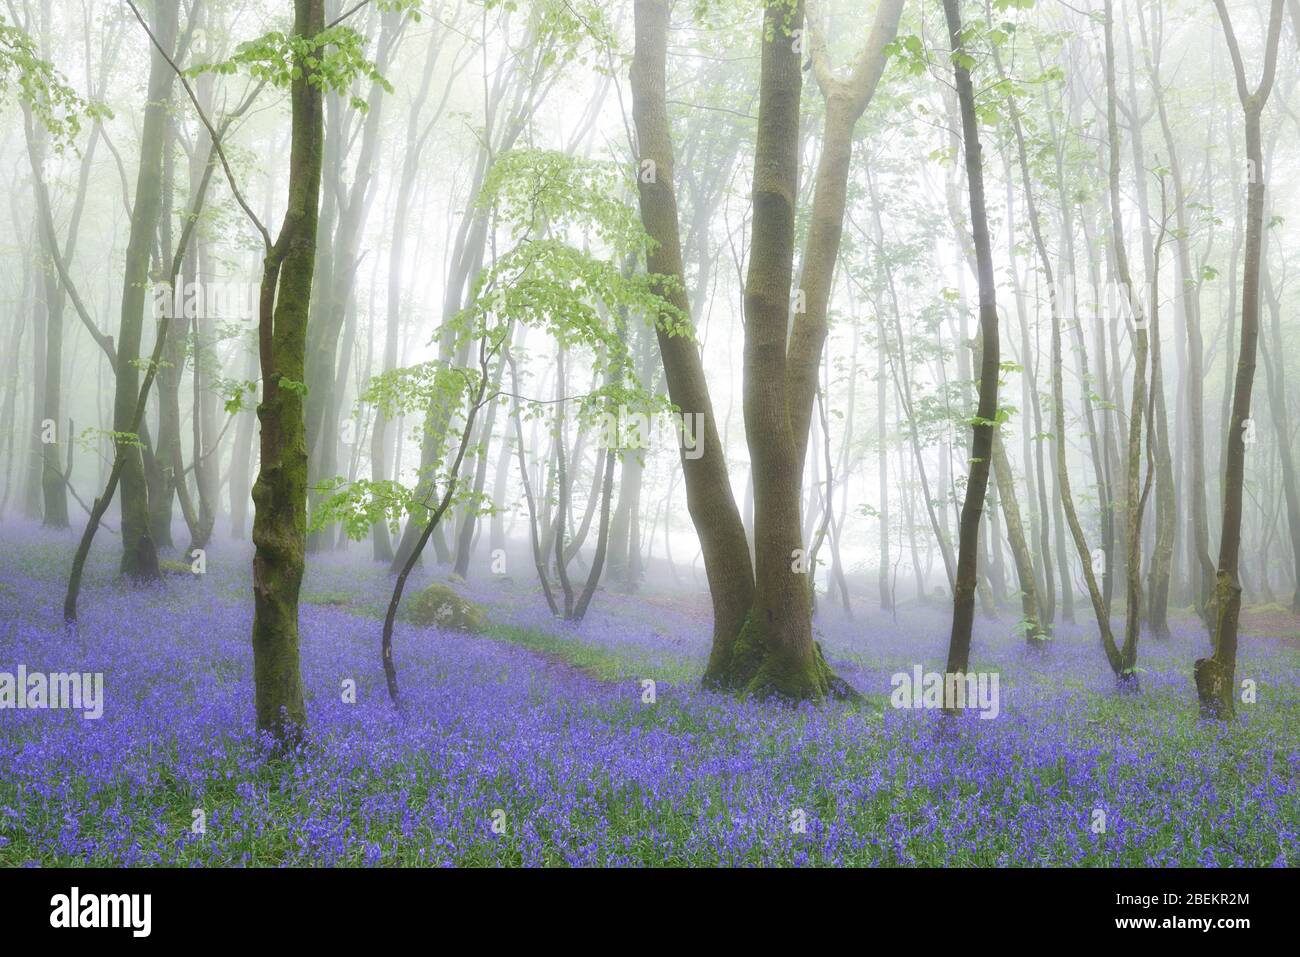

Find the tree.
xmin=631 ymin=0 xmax=897 ymax=700
xmin=114 ymin=0 xmax=182 ymax=583
xmin=1196 ymin=0 xmax=1285 ymax=719
xmin=630 ymin=0 xmax=755 ymax=688
xmin=1102 ymin=0 xmax=1147 ymax=690
xmin=305 ymin=4 xmax=406 ymax=554
xmin=938 ymin=0 xmax=999 ymax=687
xmin=734 ymin=0 xmax=827 ymax=698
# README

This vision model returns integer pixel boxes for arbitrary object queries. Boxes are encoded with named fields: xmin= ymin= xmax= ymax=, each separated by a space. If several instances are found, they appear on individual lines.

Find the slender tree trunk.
xmin=877 ymin=315 xmax=892 ymax=611
xmin=307 ymin=10 xmax=404 ymax=552
xmin=23 ymin=113 xmax=70 ymax=529
xmin=940 ymin=0 xmax=999 ymax=684
xmin=1103 ymin=0 xmax=1147 ymax=687
xmin=1147 ymin=251 xmax=1176 ymax=639
xmin=451 ymin=348 xmax=505 ymax=578
xmin=1259 ymin=220 xmax=1300 ymax=612
xmin=1197 ymin=0 xmax=1285 ymax=719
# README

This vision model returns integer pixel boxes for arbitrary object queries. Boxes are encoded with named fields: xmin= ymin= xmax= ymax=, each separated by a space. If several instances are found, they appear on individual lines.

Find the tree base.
xmin=705 ymin=612 xmax=860 ymax=703
xmin=1194 ymin=657 xmax=1234 ymax=719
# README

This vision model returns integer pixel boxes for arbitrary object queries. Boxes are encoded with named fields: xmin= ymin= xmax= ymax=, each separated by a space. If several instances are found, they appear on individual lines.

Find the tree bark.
xmin=114 ymin=0 xmax=180 ymax=582
xmin=940 ymin=0 xmax=1000 ymax=684
xmin=785 ymin=0 xmax=902 ymax=474
xmin=1198 ymin=0 xmax=1285 ymax=719
xmin=250 ymin=0 xmax=327 ymax=745
xmin=630 ymin=0 xmax=755 ymax=686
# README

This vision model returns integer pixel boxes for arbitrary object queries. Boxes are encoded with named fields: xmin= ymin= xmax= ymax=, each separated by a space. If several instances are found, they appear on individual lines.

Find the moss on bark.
xmin=708 ymin=611 xmax=857 ymax=703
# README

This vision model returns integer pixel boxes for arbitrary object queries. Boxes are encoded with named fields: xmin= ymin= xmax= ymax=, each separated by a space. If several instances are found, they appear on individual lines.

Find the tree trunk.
xmin=1103 ymin=0 xmax=1147 ymax=688
xmin=250 ymin=0 xmax=327 ymax=746
xmin=939 ymin=0 xmax=999 ymax=688
xmin=114 ymin=0 xmax=179 ymax=582
xmin=630 ymin=0 xmax=755 ymax=686
xmin=1198 ymin=0 xmax=1285 ymax=719
xmin=1259 ymin=219 xmax=1300 ymax=612
xmin=306 ymin=10 xmax=403 ymax=552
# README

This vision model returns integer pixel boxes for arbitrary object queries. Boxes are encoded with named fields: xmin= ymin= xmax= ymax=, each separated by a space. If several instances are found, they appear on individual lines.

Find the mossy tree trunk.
xmin=250 ymin=0 xmax=326 ymax=745
xmin=735 ymin=0 xmax=824 ymax=699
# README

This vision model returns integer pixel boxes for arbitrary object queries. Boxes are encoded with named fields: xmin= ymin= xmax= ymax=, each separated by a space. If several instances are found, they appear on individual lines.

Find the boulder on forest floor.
xmin=403 ymin=582 xmax=488 ymax=633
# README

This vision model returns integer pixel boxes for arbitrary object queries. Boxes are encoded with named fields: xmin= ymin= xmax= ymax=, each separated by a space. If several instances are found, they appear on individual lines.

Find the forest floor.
xmin=1 ymin=522 xmax=1298 ymax=866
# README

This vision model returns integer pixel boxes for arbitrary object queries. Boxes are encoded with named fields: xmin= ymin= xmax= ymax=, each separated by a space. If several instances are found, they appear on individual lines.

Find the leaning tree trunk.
xmin=630 ymin=0 xmax=755 ymax=686
xmin=451 ymin=350 xmax=506 ymax=579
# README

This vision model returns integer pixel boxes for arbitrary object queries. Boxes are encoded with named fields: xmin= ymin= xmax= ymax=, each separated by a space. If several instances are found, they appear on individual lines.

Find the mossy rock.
xmin=403 ymin=582 xmax=487 ymax=633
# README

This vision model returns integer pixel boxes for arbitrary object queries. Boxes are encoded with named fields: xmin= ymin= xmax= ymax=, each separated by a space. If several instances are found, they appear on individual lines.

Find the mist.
xmin=0 ymin=0 xmax=1297 ymax=890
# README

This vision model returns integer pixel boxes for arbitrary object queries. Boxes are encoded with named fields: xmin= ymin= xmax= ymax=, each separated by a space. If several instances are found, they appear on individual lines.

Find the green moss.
xmin=723 ymin=611 xmax=765 ymax=691
xmin=719 ymin=612 xmax=857 ymax=703
xmin=403 ymin=582 xmax=488 ymax=633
